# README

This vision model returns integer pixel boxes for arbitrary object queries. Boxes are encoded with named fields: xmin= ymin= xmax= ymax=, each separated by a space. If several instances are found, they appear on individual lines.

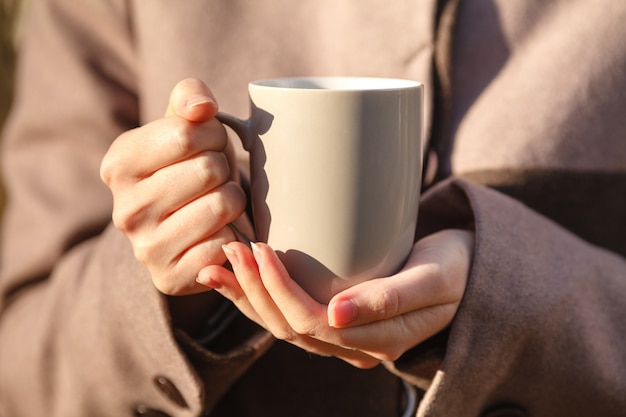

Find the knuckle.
xmin=273 ymin=327 xmax=298 ymax=343
xmin=99 ymin=157 xmax=113 ymax=185
xmin=171 ymin=117 xmax=228 ymax=156
xmin=375 ymin=349 xmax=404 ymax=363
xmin=349 ymin=357 xmax=381 ymax=369
xmin=206 ymin=183 xmax=246 ymax=223
xmin=151 ymin=275 xmax=177 ymax=295
xmin=131 ymin=237 xmax=160 ymax=266
xmin=100 ymin=151 xmax=122 ymax=186
xmin=371 ymin=286 xmax=401 ymax=319
xmin=427 ymin=261 xmax=457 ymax=297
xmin=172 ymin=120 xmax=196 ymax=155
xmin=194 ymin=152 xmax=230 ymax=189
xmin=111 ymin=205 xmax=140 ymax=233
xmin=423 ymin=261 xmax=444 ymax=280
xmin=422 ymin=262 xmax=448 ymax=291
xmin=290 ymin=318 xmax=320 ymax=338
xmin=100 ymin=130 xmax=137 ymax=185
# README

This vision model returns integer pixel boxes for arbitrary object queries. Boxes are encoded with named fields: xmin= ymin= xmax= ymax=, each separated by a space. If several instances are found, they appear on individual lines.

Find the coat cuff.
xmin=388 ymin=176 xmax=626 ymax=415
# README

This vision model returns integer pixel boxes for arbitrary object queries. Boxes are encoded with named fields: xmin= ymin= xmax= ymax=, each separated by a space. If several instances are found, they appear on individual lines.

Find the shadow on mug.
xmin=218 ymin=105 xmax=274 ymax=244
xmin=247 ymin=103 xmax=273 ymax=243
xmin=277 ymin=249 xmax=360 ymax=304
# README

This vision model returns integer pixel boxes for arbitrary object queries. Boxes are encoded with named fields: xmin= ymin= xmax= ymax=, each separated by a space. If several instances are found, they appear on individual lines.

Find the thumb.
xmin=165 ymin=77 xmax=219 ymax=122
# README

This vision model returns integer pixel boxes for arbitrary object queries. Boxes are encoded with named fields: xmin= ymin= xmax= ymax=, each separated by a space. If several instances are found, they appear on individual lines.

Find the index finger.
xmin=101 ymin=116 xmax=228 ymax=185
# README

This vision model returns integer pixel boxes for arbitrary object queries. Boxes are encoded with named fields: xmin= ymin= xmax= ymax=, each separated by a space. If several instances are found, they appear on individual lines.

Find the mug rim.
xmin=250 ymin=76 xmax=422 ymax=91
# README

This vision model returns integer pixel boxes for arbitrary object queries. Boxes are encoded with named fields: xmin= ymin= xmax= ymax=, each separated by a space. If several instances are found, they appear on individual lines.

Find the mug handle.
xmin=216 ymin=112 xmax=255 ymax=247
xmin=215 ymin=112 xmax=255 ymax=152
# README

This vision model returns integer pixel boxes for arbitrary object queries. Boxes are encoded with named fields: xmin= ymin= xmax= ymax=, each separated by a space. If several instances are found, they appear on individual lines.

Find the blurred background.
xmin=1 ymin=0 xmax=25 ymax=211
xmin=1 ymin=0 xmax=21 ymax=126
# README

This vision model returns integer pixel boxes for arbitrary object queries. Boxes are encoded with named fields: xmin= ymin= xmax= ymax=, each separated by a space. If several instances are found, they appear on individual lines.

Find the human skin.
xmin=100 ymin=78 xmax=253 ymax=334
xmin=101 ymin=77 xmax=473 ymax=363
xmin=100 ymin=78 xmax=247 ymax=296
xmin=197 ymin=229 xmax=473 ymax=369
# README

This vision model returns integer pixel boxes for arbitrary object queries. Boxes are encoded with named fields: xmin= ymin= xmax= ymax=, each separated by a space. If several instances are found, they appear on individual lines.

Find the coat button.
xmin=481 ymin=405 xmax=527 ymax=417
xmin=133 ymin=404 xmax=172 ymax=417
xmin=153 ymin=375 xmax=189 ymax=408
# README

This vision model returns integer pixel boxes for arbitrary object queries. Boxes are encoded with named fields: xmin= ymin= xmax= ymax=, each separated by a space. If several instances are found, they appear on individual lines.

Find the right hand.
xmin=100 ymin=78 xmax=247 ymax=295
xmin=198 ymin=229 xmax=472 ymax=368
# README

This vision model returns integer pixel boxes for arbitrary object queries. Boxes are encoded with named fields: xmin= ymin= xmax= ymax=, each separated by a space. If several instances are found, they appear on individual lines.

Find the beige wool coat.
xmin=1 ymin=0 xmax=625 ymax=416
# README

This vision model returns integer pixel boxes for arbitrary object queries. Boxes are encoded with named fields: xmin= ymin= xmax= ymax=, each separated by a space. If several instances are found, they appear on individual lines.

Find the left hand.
xmin=197 ymin=229 xmax=473 ymax=369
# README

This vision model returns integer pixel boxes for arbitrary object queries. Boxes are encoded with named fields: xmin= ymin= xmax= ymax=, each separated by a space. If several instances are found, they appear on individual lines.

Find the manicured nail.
xmin=222 ymin=244 xmax=238 ymax=268
xmin=250 ymin=242 xmax=262 ymax=261
xmin=196 ymin=274 xmax=221 ymax=289
xmin=328 ymin=298 xmax=358 ymax=328
xmin=185 ymin=95 xmax=215 ymax=110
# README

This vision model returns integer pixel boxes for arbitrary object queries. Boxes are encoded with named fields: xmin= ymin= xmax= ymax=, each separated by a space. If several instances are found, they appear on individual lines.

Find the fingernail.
xmin=328 ymin=298 xmax=357 ymax=328
xmin=196 ymin=274 xmax=221 ymax=289
xmin=250 ymin=242 xmax=262 ymax=261
xmin=222 ymin=244 xmax=238 ymax=268
xmin=185 ymin=95 xmax=215 ymax=110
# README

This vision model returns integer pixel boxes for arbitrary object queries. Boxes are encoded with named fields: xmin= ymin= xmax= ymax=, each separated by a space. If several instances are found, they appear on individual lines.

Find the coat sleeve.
xmin=386 ymin=177 xmax=626 ymax=417
xmin=0 ymin=1 xmax=271 ymax=416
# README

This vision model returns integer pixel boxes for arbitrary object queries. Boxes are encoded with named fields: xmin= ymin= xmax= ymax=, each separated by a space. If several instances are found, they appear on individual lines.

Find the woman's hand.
xmin=101 ymin=78 xmax=247 ymax=295
xmin=197 ymin=229 xmax=473 ymax=368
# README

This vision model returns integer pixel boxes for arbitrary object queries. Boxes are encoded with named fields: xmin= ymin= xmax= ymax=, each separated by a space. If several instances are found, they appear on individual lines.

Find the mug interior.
xmin=251 ymin=77 xmax=421 ymax=91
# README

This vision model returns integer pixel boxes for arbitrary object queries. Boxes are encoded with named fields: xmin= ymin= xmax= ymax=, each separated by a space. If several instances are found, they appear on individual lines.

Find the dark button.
xmin=134 ymin=404 xmax=172 ymax=417
xmin=481 ymin=405 xmax=527 ymax=417
xmin=153 ymin=375 xmax=188 ymax=408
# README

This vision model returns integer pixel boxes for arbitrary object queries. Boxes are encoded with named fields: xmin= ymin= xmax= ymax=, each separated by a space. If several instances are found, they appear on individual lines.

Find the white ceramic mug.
xmin=217 ymin=77 xmax=423 ymax=302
